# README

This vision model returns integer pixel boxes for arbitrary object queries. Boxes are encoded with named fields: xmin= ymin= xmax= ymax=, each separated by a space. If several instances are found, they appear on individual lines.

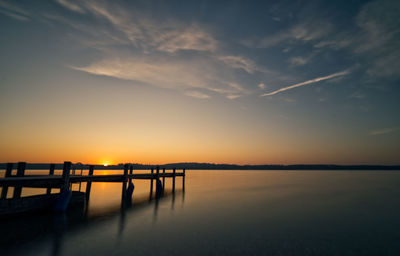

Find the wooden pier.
xmin=0 ymin=162 xmax=185 ymax=216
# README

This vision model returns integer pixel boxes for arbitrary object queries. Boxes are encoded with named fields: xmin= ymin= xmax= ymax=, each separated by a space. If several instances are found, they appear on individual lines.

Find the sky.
xmin=0 ymin=0 xmax=399 ymax=165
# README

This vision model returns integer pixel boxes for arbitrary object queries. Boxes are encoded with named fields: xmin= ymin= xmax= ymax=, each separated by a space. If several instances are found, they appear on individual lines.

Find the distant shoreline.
xmin=0 ymin=162 xmax=399 ymax=171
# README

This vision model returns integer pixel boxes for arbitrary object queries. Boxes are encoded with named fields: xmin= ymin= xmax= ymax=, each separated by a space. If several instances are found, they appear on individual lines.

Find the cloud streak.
xmin=71 ymin=56 xmax=215 ymax=90
xmin=258 ymin=83 xmax=266 ymax=90
xmin=71 ymin=55 xmax=253 ymax=99
xmin=242 ymin=21 xmax=332 ymax=49
xmin=56 ymin=0 xmax=85 ymax=13
xmin=218 ymin=55 xmax=270 ymax=74
xmin=0 ymin=0 xmax=31 ymax=21
xmin=370 ymin=127 xmax=399 ymax=136
xmin=184 ymin=90 xmax=210 ymax=99
xmin=261 ymin=70 xmax=350 ymax=96
xmin=53 ymin=0 xmax=218 ymax=54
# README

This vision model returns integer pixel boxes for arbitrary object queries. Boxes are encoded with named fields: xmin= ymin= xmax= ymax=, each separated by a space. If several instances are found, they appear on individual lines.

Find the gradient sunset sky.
xmin=0 ymin=0 xmax=399 ymax=165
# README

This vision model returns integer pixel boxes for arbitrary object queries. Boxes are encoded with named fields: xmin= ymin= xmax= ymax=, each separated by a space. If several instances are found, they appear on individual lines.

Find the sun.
xmin=102 ymin=161 xmax=111 ymax=167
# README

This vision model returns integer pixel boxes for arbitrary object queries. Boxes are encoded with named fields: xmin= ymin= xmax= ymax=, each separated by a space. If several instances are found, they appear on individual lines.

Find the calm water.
xmin=2 ymin=170 xmax=400 ymax=256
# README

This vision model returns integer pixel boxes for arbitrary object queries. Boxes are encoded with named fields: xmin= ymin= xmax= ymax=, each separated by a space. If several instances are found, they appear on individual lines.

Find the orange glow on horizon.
xmin=100 ymin=159 xmax=113 ymax=166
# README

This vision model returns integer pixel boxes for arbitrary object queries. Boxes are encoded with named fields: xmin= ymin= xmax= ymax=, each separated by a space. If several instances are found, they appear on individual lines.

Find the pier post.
xmin=85 ymin=165 xmax=94 ymax=202
xmin=172 ymin=168 xmax=176 ymax=193
xmin=61 ymin=161 xmax=71 ymax=192
xmin=13 ymin=162 xmax=26 ymax=199
xmin=126 ymin=164 xmax=135 ymax=203
xmin=129 ymin=165 xmax=133 ymax=183
xmin=182 ymin=169 xmax=185 ymax=192
xmin=150 ymin=168 xmax=154 ymax=198
xmin=47 ymin=163 xmax=55 ymax=195
xmin=121 ymin=164 xmax=129 ymax=201
xmin=54 ymin=161 xmax=72 ymax=212
xmin=1 ymin=163 xmax=13 ymax=199
xmin=155 ymin=166 xmax=163 ymax=197
xmin=162 ymin=168 xmax=165 ymax=188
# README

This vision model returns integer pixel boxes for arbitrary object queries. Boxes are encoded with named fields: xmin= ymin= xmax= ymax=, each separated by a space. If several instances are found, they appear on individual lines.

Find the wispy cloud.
xmin=312 ymin=1 xmax=400 ymax=79
xmin=370 ymin=127 xmax=399 ymax=136
xmin=218 ymin=56 xmax=256 ymax=74
xmin=261 ymin=70 xmax=350 ymax=96
xmin=242 ymin=21 xmax=331 ymax=48
xmin=348 ymin=91 xmax=366 ymax=99
xmin=0 ymin=0 xmax=30 ymax=21
xmin=217 ymin=55 xmax=271 ymax=74
xmin=184 ymin=90 xmax=210 ymax=99
xmin=352 ymin=0 xmax=400 ymax=79
xmin=71 ymin=56 xmax=215 ymax=90
xmin=226 ymin=95 xmax=241 ymax=100
xmin=54 ymin=0 xmax=218 ymax=54
xmin=240 ymin=0 xmax=399 ymax=82
xmin=258 ymin=83 xmax=266 ymax=90
xmin=71 ymin=55 xmax=253 ymax=99
xmin=288 ymin=51 xmax=318 ymax=67
xmin=0 ymin=0 xmax=294 ymax=101
xmin=1 ymin=0 xmax=286 ymax=100
xmin=288 ymin=56 xmax=308 ymax=66
xmin=48 ymin=0 xmax=277 ymax=100
xmin=157 ymin=26 xmax=217 ymax=53
xmin=56 ymin=0 xmax=86 ymax=13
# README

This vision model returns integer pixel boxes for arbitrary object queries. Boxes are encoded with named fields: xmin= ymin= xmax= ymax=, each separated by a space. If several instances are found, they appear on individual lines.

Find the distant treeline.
xmin=158 ymin=163 xmax=400 ymax=170
xmin=0 ymin=162 xmax=399 ymax=170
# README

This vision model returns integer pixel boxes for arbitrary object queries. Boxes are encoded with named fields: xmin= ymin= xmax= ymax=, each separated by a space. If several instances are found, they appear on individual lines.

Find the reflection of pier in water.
xmin=0 ymin=190 xmax=185 ymax=256
xmin=0 ymin=162 xmax=186 ymax=216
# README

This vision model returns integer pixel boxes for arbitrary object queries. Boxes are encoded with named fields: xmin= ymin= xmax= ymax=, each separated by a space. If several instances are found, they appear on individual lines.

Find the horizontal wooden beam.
xmin=0 ymin=176 xmax=63 ymax=187
xmin=0 ymin=172 xmax=185 ymax=187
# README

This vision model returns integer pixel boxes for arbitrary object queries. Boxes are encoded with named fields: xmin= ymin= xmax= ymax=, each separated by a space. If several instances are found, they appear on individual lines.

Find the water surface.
xmin=2 ymin=170 xmax=400 ymax=256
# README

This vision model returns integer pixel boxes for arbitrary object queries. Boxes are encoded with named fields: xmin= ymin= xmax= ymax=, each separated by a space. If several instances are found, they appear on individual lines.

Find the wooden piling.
xmin=155 ymin=167 xmax=163 ymax=197
xmin=121 ymin=164 xmax=129 ymax=200
xmin=13 ymin=162 xmax=26 ymax=199
xmin=156 ymin=167 xmax=160 ymax=183
xmin=129 ymin=165 xmax=133 ymax=183
xmin=162 ymin=168 xmax=166 ymax=188
xmin=150 ymin=168 xmax=154 ymax=198
xmin=1 ymin=163 xmax=13 ymax=199
xmin=182 ymin=168 xmax=185 ymax=191
xmin=46 ymin=164 xmax=55 ymax=195
xmin=61 ymin=162 xmax=71 ymax=192
xmin=155 ymin=166 xmax=160 ymax=192
xmin=85 ymin=165 xmax=94 ymax=201
xmin=172 ymin=168 xmax=176 ymax=193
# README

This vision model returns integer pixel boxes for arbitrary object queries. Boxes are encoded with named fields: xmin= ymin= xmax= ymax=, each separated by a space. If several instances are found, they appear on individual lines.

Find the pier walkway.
xmin=0 ymin=162 xmax=185 ymax=215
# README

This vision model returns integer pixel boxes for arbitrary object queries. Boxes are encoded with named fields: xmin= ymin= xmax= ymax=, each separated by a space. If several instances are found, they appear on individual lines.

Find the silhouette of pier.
xmin=0 ymin=162 xmax=185 ymax=216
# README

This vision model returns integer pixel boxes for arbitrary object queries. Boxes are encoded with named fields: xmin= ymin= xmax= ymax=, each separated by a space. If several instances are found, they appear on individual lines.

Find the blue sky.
xmin=0 ymin=0 xmax=399 ymax=164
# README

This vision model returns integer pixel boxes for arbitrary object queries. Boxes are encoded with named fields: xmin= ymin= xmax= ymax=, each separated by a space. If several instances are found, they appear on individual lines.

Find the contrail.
xmin=261 ymin=70 xmax=350 ymax=96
